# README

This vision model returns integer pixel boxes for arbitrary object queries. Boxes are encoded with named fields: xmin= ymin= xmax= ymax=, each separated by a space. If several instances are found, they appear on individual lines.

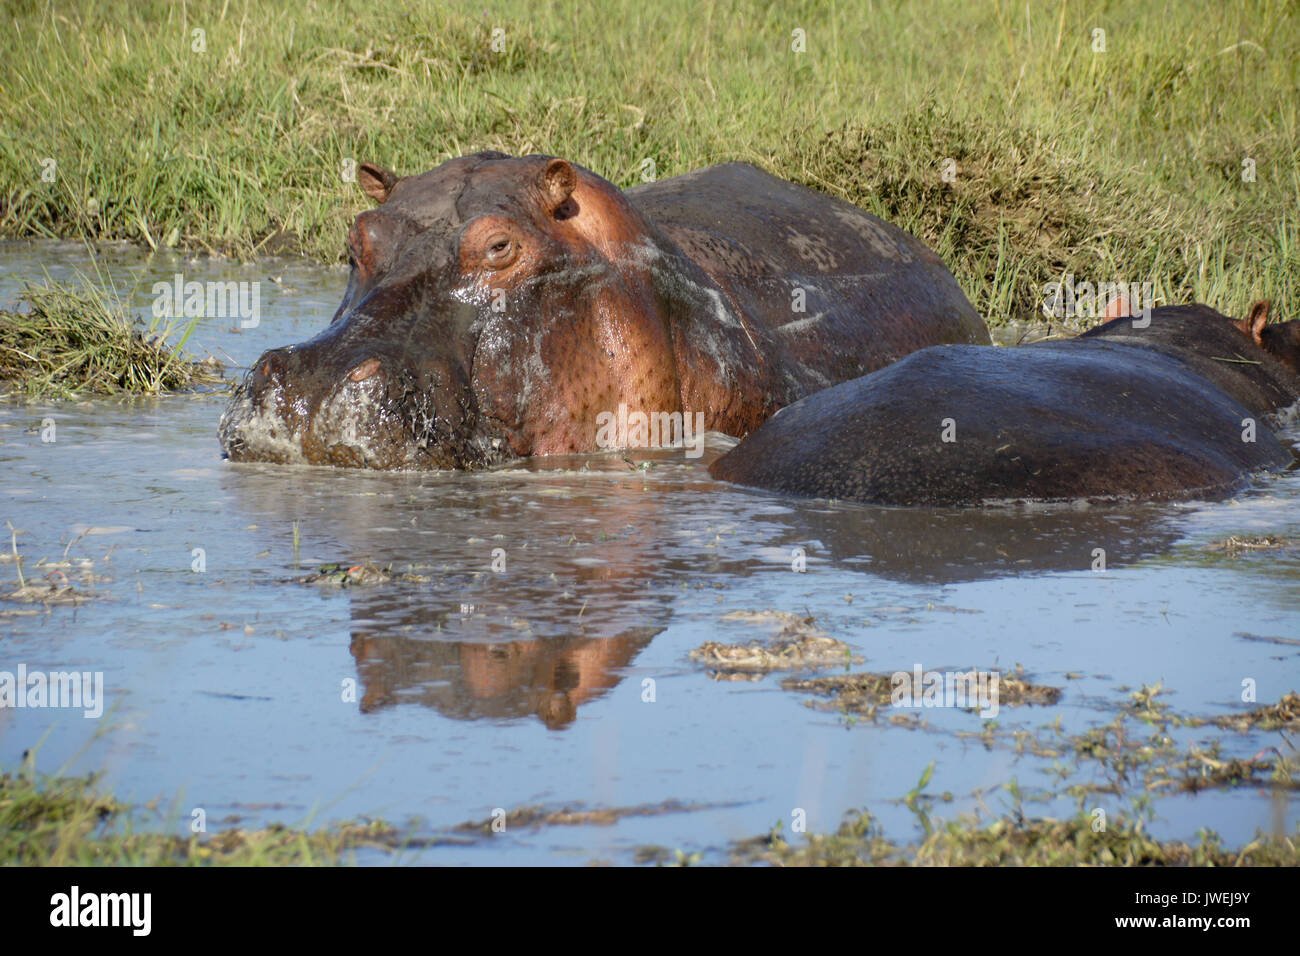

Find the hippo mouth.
xmin=218 ymin=354 xmax=514 ymax=471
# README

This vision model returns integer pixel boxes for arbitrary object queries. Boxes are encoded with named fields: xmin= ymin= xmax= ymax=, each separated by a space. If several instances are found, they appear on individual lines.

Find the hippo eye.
xmin=484 ymin=235 xmax=518 ymax=268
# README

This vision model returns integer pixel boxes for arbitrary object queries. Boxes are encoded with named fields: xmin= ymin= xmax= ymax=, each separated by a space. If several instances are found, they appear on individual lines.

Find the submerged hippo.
xmin=219 ymin=152 xmax=987 ymax=468
xmin=710 ymin=303 xmax=1300 ymax=506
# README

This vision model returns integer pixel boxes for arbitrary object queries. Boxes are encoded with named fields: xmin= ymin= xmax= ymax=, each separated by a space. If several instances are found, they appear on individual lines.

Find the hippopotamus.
xmin=219 ymin=152 xmax=988 ymax=468
xmin=709 ymin=303 xmax=1300 ymax=506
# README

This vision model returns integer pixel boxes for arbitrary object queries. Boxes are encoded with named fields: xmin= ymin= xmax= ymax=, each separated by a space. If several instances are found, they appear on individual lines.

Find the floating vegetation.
xmin=690 ymin=611 xmax=857 ymax=677
xmin=1 ymin=578 xmax=96 ymax=606
xmin=0 ymin=524 xmax=106 ymax=606
xmin=1211 ymin=691 xmax=1300 ymax=732
xmin=783 ymin=663 xmax=1061 ymax=718
xmin=1205 ymin=534 xmax=1296 ymax=555
xmin=455 ymin=799 xmax=724 ymax=833
xmin=297 ymin=561 xmax=433 ymax=587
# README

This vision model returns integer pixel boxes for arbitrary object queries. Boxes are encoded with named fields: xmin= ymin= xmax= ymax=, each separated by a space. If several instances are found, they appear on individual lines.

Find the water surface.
xmin=1 ymin=241 xmax=1297 ymax=863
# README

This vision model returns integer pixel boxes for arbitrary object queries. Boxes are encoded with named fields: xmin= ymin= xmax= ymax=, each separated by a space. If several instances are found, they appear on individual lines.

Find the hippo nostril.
xmin=349 ymin=357 xmax=383 ymax=382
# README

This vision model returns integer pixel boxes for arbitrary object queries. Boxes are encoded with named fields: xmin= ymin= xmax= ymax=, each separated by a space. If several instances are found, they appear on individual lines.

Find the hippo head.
xmin=219 ymin=152 xmax=697 ymax=469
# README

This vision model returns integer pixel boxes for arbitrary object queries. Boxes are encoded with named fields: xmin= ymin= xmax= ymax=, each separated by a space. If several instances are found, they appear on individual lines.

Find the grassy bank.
xmin=0 ymin=761 xmax=407 ymax=865
xmin=1 ymin=0 xmax=1296 ymax=323
xmin=6 ymin=757 xmax=1295 ymax=866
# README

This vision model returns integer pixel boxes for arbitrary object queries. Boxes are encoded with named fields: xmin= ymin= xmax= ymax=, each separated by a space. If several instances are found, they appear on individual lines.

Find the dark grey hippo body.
xmin=710 ymin=304 xmax=1300 ymax=506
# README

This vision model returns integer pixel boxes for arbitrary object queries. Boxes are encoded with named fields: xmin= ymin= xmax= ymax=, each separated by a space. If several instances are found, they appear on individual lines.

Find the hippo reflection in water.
xmin=219 ymin=152 xmax=987 ymax=469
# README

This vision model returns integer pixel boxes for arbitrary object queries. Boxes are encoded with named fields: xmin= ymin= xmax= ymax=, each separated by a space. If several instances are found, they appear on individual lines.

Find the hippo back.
xmin=1082 ymin=304 xmax=1300 ymax=417
xmin=628 ymin=163 xmax=989 ymax=397
xmin=708 ymin=340 xmax=1294 ymax=506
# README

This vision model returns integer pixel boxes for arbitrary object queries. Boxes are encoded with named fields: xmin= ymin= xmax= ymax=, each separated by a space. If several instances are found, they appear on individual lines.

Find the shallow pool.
xmin=1 ymin=240 xmax=1297 ymax=864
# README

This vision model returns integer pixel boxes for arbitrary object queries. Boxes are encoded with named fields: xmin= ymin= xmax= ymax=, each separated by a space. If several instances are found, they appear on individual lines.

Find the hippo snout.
xmin=220 ymin=341 xmax=498 ymax=471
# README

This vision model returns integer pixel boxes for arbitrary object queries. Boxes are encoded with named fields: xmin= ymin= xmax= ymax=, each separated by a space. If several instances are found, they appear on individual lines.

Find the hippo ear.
xmin=1235 ymin=300 xmax=1269 ymax=346
xmin=540 ymin=158 xmax=578 ymax=212
xmin=358 ymin=163 xmax=399 ymax=204
xmin=1102 ymin=294 xmax=1132 ymax=321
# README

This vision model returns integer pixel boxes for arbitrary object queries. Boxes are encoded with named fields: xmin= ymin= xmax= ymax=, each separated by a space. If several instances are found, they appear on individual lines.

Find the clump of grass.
xmin=0 ymin=278 xmax=222 ymax=400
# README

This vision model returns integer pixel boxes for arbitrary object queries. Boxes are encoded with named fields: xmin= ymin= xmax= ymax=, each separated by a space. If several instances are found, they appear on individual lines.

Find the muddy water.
xmin=1 ymin=240 xmax=1297 ymax=864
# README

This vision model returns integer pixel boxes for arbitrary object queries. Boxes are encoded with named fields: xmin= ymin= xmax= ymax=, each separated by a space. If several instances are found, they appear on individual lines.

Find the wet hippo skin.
xmin=219 ymin=152 xmax=988 ymax=469
xmin=709 ymin=303 xmax=1300 ymax=506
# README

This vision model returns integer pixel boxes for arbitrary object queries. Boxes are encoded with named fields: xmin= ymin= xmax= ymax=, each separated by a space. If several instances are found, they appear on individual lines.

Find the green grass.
xmin=0 ymin=276 xmax=223 ymax=399
xmin=1 ymin=0 xmax=1296 ymax=323
xmin=9 ymin=755 xmax=1294 ymax=866
xmin=740 ymin=809 xmax=1300 ymax=865
xmin=0 ymin=760 xmax=410 ymax=865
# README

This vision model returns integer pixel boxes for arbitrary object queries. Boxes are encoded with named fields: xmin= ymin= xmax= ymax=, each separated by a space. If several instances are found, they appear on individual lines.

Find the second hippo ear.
xmin=1235 ymin=300 xmax=1270 ymax=346
xmin=541 ymin=158 xmax=578 ymax=213
xmin=358 ymin=163 xmax=399 ymax=204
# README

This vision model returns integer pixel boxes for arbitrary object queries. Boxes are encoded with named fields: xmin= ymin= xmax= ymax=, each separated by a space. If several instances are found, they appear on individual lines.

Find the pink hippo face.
xmin=220 ymin=152 xmax=695 ymax=469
